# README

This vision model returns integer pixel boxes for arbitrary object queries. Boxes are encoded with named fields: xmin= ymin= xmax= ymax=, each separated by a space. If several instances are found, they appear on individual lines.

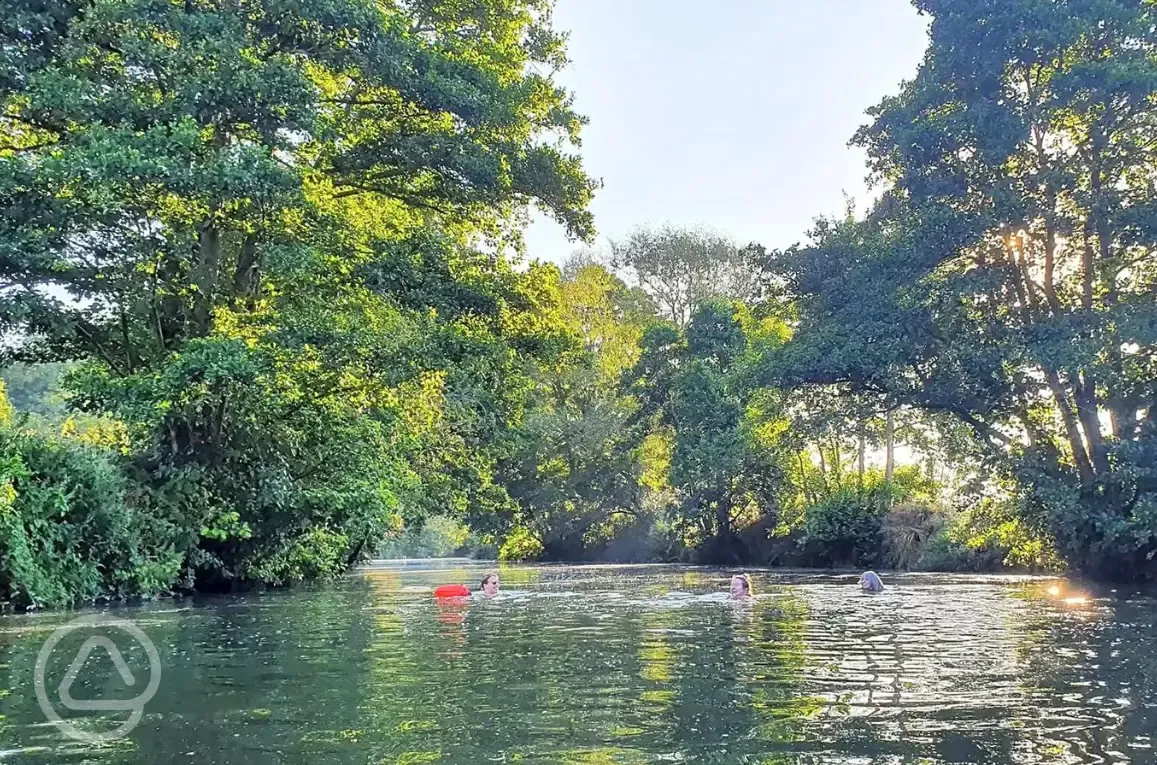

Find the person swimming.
xmin=729 ymin=574 xmax=753 ymax=599
xmin=479 ymin=572 xmax=500 ymax=598
xmin=859 ymin=571 xmax=884 ymax=593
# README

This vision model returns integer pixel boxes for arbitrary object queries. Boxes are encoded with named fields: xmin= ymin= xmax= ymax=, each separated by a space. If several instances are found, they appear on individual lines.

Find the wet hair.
xmin=480 ymin=572 xmax=498 ymax=588
xmin=860 ymin=571 xmax=884 ymax=593
xmin=732 ymin=574 xmax=753 ymax=596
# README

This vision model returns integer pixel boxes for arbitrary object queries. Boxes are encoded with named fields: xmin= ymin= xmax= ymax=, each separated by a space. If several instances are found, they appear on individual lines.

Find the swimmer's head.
xmin=480 ymin=572 xmax=500 ymax=597
xmin=859 ymin=571 xmax=884 ymax=593
xmin=729 ymin=574 xmax=753 ymax=599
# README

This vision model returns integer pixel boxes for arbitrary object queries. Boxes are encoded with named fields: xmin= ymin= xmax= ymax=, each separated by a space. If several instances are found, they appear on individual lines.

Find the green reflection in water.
xmin=0 ymin=565 xmax=1154 ymax=764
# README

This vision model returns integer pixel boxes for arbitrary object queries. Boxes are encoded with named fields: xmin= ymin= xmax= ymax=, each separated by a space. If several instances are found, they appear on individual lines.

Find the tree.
xmin=0 ymin=0 xmax=595 ymax=587
xmin=626 ymin=301 xmax=790 ymax=561
xmin=610 ymin=226 xmax=764 ymax=327
xmin=767 ymin=0 xmax=1157 ymax=580
xmin=499 ymin=362 xmax=647 ymax=559
xmin=0 ymin=362 xmax=70 ymax=416
xmin=495 ymin=263 xmax=655 ymax=559
xmin=558 ymin=260 xmax=655 ymax=381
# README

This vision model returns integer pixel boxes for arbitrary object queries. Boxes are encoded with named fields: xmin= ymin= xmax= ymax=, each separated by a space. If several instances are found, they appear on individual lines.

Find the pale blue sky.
xmin=524 ymin=0 xmax=930 ymax=263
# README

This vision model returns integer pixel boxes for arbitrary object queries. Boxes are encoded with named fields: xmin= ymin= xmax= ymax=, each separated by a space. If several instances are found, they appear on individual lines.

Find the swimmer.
xmin=729 ymin=574 xmax=753 ymax=600
xmin=479 ymin=572 xmax=500 ymax=598
xmin=859 ymin=571 xmax=884 ymax=593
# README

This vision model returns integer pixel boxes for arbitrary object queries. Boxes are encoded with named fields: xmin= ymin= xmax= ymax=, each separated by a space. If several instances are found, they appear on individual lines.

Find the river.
xmin=1 ymin=562 xmax=1154 ymax=763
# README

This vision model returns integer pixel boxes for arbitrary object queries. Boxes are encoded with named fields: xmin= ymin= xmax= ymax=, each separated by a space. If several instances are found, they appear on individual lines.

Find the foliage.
xmin=625 ymin=301 xmax=792 ymax=562
xmin=497 ymin=525 xmax=544 ymax=562
xmin=611 ymin=226 xmax=764 ymax=327
xmin=765 ymin=0 xmax=1157 ymax=581
xmin=789 ymin=465 xmax=965 ymax=570
xmin=0 ymin=381 xmax=12 ymax=426
xmin=559 ymin=260 xmax=654 ymax=382
xmin=0 ymin=0 xmax=595 ymax=593
xmin=499 ymin=363 xmax=645 ymax=558
xmin=949 ymin=496 xmax=1062 ymax=572
xmin=798 ymin=484 xmax=893 ymax=568
xmin=246 ymin=528 xmax=350 ymax=587
xmin=494 ymin=264 xmax=652 ymax=559
xmin=0 ymin=421 xmax=182 ymax=609
xmin=0 ymin=363 xmax=70 ymax=417
xmin=5 ymin=0 xmax=1143 ymax=597
xmin=377 ymin=515 xmax=470 ymax=559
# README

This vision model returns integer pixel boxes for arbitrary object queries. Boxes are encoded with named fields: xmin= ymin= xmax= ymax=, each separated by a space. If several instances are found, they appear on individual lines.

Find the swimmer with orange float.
xmin=433 ymin=572 xmax=500 ymax=599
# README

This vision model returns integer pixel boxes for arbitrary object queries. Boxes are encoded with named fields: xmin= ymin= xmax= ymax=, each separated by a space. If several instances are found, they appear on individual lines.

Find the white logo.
xmin=34 ymin=614 xmax=161 ymax=743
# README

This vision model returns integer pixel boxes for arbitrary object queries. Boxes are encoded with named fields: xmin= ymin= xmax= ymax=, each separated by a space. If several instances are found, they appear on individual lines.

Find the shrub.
xmin=916 ymin=497 xmax=1064 ymax=573
xmin=916 ymin=526 xmax=997 ymax=572
xmin=498 ymin=526 xmax=544 ymax=561
xmin=799 ymin=484 xmax=895 ymax=567
xmin=884 ymin=503 xmax=946 ymax=570
xmin=0 ymin=425 xmax=182 ymax=609
xmin=246 ymin=528 xmax=350 ymax=586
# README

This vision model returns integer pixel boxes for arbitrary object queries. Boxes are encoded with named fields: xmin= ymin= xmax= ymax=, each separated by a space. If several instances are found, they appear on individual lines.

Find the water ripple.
xmin=0 ymin=566 xmax=1154 ymax=764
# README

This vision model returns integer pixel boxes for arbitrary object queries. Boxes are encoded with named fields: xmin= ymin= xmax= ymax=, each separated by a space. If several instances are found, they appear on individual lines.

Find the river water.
xmin=1 ymin=562 xmax=1155 ymax=764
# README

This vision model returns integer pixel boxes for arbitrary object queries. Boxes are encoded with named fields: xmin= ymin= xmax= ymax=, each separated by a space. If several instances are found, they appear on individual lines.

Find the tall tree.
xmin=559 ymin=260 xmax=655 ymax=381
xmin=768 ymin=0 xmax=1157 ymax=580
xmin=626 ymin=301 xmax=790 ymax=562
xmin=495 ymin=263 xmax=654 ymax=559
xmin=0 ymin=0 xmax=595 ymax=585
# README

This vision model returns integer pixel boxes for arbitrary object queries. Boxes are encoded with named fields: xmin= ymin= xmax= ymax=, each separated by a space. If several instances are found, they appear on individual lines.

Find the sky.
xmin=523 ymin=0 xmax=932 ymax=264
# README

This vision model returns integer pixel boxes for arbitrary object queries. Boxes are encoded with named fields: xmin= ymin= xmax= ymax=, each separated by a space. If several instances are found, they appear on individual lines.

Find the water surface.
xmin=1 ymin=563 xmax=1154 ymax=764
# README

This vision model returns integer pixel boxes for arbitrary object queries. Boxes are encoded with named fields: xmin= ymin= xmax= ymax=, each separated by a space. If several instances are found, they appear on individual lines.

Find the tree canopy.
xmin=0 ymin=0 xmax=597 ymax=600
xmin=768 ymin=0 xmax=1157 ymax=580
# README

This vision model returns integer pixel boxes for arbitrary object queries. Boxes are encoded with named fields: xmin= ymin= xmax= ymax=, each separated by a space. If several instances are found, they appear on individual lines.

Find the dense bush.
xmin=916 ymin=497 xmax=1064 ymax=574
xmin=798 ymin=485 xmax=894 ymax=568
xmin=1023 ymin=457 xmax=1157 ymax=581
xmin=915 ymin=526 xmax=1007 ymax=573
xmin=497 ymin=526 xmax=546 ymax=561
xmin=0 ymin=421 xmax=182 ymax=610
xmin=247 ymin=528 xmax=352 ymax=586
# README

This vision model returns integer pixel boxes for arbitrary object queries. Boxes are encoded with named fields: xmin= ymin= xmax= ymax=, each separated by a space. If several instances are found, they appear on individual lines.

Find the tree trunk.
xmin=885 ymin=409 xmax=895 ymax=483
xmin=193 ymin=225 xmax=221 ymax=335
xmin=797 ymin=453 xmax=816 ymax=506
xmin=1081 ymin=146 xmax=1113 ymax=475
xmin=857 ymin=429 xmax=866 ymax=486
xmin=1043 ymin=368 xmax=1096 ymax=482
xmin=716 ymin=500 xmax=731 ymax=541
xmin=232 ymin=235 xmax=260 ymax=307
xmin=1002 ymin=232 xmax=1094 ymax=480
xmin=817 ymin=444 xmax=829 ymax=495
xmin=831 ymin=437 xmax=842 ymax=486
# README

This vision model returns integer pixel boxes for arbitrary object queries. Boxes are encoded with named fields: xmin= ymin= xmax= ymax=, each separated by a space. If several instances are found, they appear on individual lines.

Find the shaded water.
xmin=1 ymin=563 xmax=1155 ymax=764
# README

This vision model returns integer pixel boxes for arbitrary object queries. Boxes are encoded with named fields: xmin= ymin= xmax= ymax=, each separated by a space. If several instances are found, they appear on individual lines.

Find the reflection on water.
xmin=1 ymin=564 xmax=1155 ymax=764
